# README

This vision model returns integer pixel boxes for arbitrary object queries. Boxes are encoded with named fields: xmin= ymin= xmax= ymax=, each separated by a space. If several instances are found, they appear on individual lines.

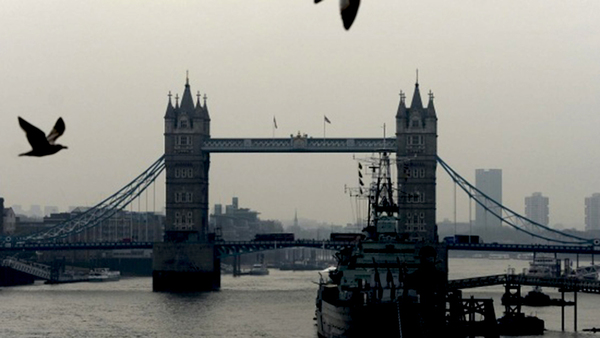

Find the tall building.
xmin=396 ymin=81 xmax=437 ymax=242
xmin=163 ymin=76 xmax=211 ymax=242
xmin=475 ymin=169 xmax=503 ymax=228
xmin=525 ymin=192 xmax=549 ymax=226
xmin=585 ymin=193 xmax=600 ymax=231
xmin=210 ymin=197 xmax=283 ymax=241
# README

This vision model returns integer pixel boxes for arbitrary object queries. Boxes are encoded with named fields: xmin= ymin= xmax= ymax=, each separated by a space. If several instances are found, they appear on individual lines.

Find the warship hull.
xmin=316 ymin=299 xmax=401 ymax=338
xmin=313 ymin=152 xmax=447 ymax=338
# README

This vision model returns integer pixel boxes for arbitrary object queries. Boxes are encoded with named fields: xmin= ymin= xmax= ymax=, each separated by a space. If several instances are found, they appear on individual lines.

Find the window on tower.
xmin=175 ymin=136 xmax=193 ymax=152
xmin=408 ymin=135 xmax=423 ymax=145
xmin=175 ymin=192 xmax=194 ymax=203
xmin=179 ymin=136 xmax=190 ymax=145
xmin=406 ymin=135 xmax=425 ymax=153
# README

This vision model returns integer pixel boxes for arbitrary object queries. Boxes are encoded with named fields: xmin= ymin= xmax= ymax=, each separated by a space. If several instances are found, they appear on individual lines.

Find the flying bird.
xmin=18 ymin=117 xmax=67 ymax=157
xmin=315 ymin=0 xmax=360 ymax=30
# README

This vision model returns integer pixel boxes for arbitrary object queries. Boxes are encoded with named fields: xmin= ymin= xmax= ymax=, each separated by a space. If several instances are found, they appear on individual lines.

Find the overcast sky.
xmin=1 ymin=1 xmax=600 ymax=229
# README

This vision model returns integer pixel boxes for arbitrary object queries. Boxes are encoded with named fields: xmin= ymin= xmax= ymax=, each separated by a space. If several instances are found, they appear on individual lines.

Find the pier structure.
xmin=0 ymin=257 xmax=88 ymax=285
xmin=448 ymin=272 xmax=600 ymax=332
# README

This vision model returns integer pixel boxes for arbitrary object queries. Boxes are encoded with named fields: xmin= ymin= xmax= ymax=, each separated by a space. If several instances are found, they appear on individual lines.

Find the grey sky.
xmin=1 ymin=1 xmax=599 ymax=229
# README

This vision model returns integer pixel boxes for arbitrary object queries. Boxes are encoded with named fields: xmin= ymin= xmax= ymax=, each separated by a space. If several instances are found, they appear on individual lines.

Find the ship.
xmin=88 ymin=268 xmax=121 ymax=282
xmin=314 ymin=151 xmax=448 ymax=338
xmin=525 ymin=254 xmax=561 ymax=278
xmin=248 ymin=263 xmax=269 ymax=276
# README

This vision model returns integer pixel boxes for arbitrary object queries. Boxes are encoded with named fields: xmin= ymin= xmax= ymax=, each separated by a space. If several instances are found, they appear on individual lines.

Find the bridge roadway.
xmin=447 ymin=242 xmax=600 ymax=255
xmin=202 ymin=137 xmax=397 ymax=153
xmin=448 ymin=273 xmax=600 ymax=294
xmin=2 ymin=240 xmax=600 ymax=256
xmin=0 ymin=240 xmax=349 ymax=256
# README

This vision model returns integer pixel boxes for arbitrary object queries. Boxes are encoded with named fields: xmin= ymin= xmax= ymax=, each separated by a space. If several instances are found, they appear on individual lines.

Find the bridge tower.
xmin=396 ymin=81 xmax=438 ymax=243
xmin=153 ymin=76 xmax=220 ymax=292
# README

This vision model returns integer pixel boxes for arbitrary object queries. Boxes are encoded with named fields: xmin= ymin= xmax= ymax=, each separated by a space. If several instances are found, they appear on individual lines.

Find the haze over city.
xmin=2 ymin=1 xmax=600 ymax=229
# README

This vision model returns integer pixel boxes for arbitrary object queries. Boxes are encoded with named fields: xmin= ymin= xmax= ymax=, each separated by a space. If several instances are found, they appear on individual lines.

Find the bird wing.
xmin=46 ymin=117 xmax=66 ymax=144
xmin=340 ymin=0 xmax=360 ymax=30
xmin=19 ymin=117 xmax=50 ymax=148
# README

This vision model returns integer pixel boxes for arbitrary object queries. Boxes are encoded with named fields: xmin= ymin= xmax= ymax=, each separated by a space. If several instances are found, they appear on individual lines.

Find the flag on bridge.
xmin=273 ymin=116 xmax=278 ymax=129
xmin=324 ymin=115 xmax=331 ymax=124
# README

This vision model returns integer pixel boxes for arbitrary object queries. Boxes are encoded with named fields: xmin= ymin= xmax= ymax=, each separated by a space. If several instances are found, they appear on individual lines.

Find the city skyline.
xmin=2 ymin=1 xmax=600 ymax=230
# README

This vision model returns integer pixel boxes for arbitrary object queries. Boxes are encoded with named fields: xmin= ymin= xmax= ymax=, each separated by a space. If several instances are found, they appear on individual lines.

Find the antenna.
xmin=382 ymin=123 xmax=387 ymax=149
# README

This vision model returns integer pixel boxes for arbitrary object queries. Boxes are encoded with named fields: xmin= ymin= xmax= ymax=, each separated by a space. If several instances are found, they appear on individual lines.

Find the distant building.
xmin=585 ymin=193 xmax=600 ymax=231
xmin=475 ymin=169 xmax=503 ymax=228
xmin=30 ymin=205 xmax=43 ymax=218
xmin=525 ymin=192 xmax=549 ymax=226
xmin=210 ymin=197 xmax=283 ymax=241
xmin=1 ymin=198 xmax=17 ymax=235
xmin=12 ymin=204 xmax=24 ymax=215
xmin=12 ymin=208 xmax=164 ymax=242
xmin=44 ymin=206 xmax=59 ymax=216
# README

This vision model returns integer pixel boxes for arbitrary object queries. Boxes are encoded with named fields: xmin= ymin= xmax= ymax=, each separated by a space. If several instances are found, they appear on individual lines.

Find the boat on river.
xmin=88 ymin=268 xmax=120 ymax=282
xmin=249 ymin=263 xmax=269 ymax=276
xmin=526 ymin=254 xmax=561 ymax=278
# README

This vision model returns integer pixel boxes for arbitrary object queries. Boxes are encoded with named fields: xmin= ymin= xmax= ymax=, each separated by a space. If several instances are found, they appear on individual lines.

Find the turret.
xmin=202 ymin=94 xmax=211 ymax=137
xmin=426 ymin=90 xmax=437 ymax=119
xmin=164 ymin=92 xmax=176 ymax=133
xmin=409 ymin=82 xmax=424 ymax=111
xmin=179 ymin=76 xmax=195 ymax=113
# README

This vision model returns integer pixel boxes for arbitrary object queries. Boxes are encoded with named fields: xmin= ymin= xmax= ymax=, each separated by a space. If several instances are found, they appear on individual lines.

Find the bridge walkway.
xmin=1 ymin=258 xmax=89 ymax=283
xmin=448 ymin=274 xmax=600 ymax=294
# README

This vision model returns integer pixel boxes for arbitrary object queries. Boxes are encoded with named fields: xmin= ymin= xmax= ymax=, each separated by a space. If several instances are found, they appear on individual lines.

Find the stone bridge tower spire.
xmin=154 ymin=76 xmax=219 ymax=292
xmin=163 ymin=76 xmax=211 ymax=242
xmin=396 ymin=80 xmax=438 ymax=243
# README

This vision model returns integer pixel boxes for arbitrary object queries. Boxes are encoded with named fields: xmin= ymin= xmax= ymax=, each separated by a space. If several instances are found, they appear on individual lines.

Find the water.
xmin=0 ymin=258 xmax=598 ymax=337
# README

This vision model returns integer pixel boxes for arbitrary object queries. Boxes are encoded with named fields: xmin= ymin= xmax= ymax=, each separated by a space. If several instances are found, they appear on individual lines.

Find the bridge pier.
xmin=152 ymin=242 xmax=220 ymax=292
xmin=0 ymin=266 xmax=35 ymax=286
xmin=562 ymin=291 xmax=565 ymax=331
xmin=232 ymin=255 xmax=242 ymax=277
xmin=574 ymin=290 xmax=578 ymax=332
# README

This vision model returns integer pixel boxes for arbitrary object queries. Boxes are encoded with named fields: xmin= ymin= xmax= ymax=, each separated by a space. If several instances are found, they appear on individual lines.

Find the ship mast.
xmin=363 ymin=151 xmax=398 ymax=237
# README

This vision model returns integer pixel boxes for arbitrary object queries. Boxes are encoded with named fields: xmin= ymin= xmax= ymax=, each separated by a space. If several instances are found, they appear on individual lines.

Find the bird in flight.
xmin=18 ymin=117 xmax=67 ymax=157
xmin=315 ymin=0 xmax=360 ymax=30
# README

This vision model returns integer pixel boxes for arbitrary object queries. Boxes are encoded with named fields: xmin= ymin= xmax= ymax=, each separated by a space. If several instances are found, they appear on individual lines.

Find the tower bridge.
xmin=2 ymin=77 xmax=598 ymax=292
xmin=153 ymin=77 xmax=438 ymax=291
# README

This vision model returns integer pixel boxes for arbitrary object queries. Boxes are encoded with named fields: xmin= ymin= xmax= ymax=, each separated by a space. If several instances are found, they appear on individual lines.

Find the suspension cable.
xmin=437 ymin=156 xmax=590 ymax=245
xmin=22 ymin=156 xmax=165 ymax=242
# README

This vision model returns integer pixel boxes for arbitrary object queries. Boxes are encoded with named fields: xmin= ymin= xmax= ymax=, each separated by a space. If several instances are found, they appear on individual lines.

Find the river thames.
xmin=0 ymin=257 xmax=598 ymax=337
